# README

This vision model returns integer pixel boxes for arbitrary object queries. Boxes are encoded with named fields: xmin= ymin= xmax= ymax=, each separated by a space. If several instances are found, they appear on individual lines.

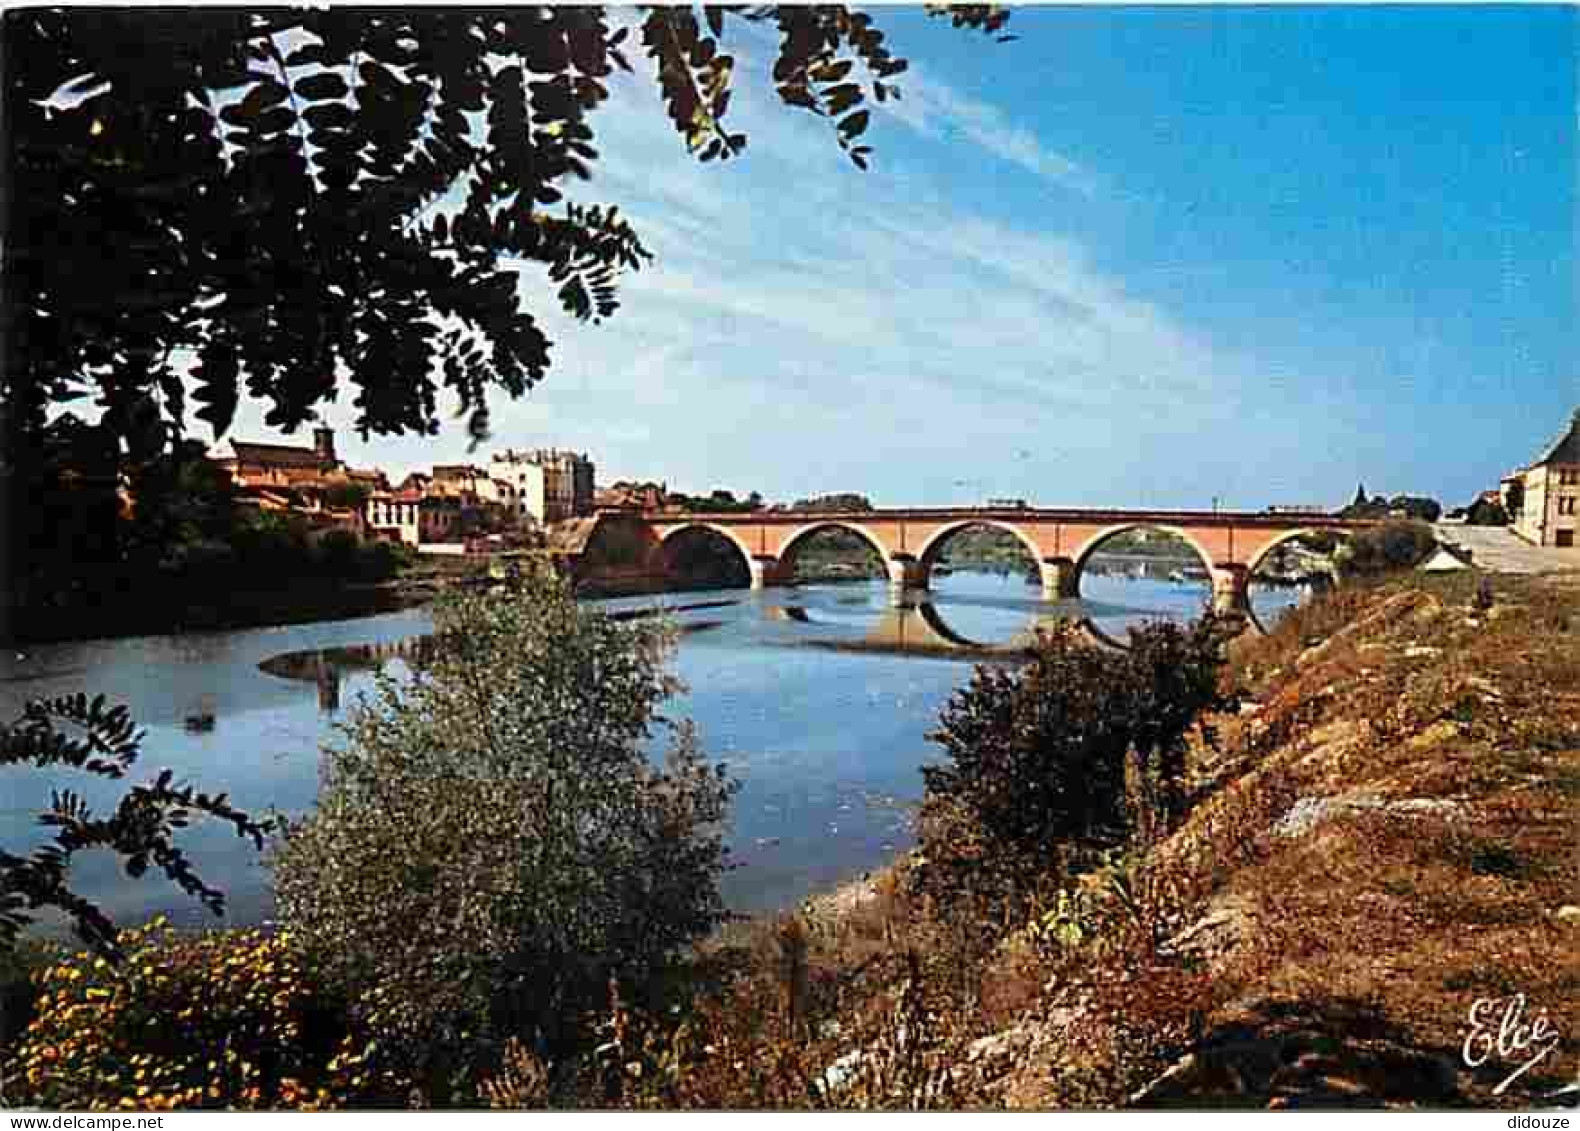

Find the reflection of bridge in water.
xmin=257 ymin=637 xmax=432 ymax=711
xmin=768 ymin=588 xmax=1181 ymax=657
xmin=858 ymin=599 xmax=1091 ymax=655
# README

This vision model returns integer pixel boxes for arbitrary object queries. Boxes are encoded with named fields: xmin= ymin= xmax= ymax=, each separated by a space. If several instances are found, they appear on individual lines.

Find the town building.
xmin=492 ymin=448 xmax=595 ymax=524
xmin=418 ymin=494 xmax=463 ymax=544
xmin=210 ymin=426 xmax=386 ymax=496
xmin=365 ymin=487 xmax=422 ymax=546
xmin=208 ymin=427 xmax=382 ymax=540
xmin=594 ymin=480 xmax=669 ymax=512
xmin=1502 ymin=409 xmax=1580 ymax=548
xmin=211 ymin=429 xmax=597 ymax=549
xmin=430 ymin=464 xmax=511 ymax=506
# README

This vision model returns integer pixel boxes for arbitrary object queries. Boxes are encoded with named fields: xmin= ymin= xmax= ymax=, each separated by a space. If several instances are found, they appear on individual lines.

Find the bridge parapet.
xmin=639 ymin=506 xmax=1378 ymax=529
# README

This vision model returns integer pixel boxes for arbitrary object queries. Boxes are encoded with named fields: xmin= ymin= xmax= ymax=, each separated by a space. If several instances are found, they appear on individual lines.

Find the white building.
xmin=365 ymin=489 xmax=421 ymax=546
xmin=492 ymin=448 xmax=595 ymax=524
xmin=1503 ymin=410 xmax=1580 ymax=548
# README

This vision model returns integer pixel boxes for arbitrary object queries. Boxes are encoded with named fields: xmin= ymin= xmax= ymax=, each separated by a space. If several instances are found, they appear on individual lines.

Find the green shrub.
xmin=0 ymin=938 xmax=51 ymax=1050
xmin=231 ymin=512 xmax=311 ymax=581
xmin=4 ymin=921 xmax=405 ymax=1111
xmin=1340 ymin=520 xmax=1437 ymax=576
xmin=1466 ymin=498 xmax=1509 ymax=527
xmin=157 ymin=537 xmax=237 ymax=578
xmin=919 ymin=619 xmax=1230 ymax=908
xmin=270 ymin=569 xmax=735 ymax=1085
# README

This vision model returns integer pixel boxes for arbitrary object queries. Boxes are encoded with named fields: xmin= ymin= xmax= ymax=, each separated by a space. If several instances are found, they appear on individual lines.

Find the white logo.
xmin=1463 ymin=995 xmax=1575 ymax=1100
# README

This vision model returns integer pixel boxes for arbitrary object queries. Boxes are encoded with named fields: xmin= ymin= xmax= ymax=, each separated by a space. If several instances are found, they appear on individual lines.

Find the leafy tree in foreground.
xmin=270 ymin=568 xmax=735 ymax=1084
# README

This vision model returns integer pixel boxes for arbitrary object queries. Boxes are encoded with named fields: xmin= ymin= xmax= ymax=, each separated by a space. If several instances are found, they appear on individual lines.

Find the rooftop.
xmin=1529 ymin=408 xmax=1580 ymax=468
xmin=222 ymin=440 xmax=330 ymax=469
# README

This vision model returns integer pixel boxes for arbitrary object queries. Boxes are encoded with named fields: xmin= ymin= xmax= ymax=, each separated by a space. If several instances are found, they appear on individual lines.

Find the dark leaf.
xmin=294 ymin=71 xmax=349 ymax=101
xmin=235 ymin=78 xmax=290 ymax=120
xmin=824 ymin=82 xmax=862 ymax=117
xmin=303 ymin=102 xmax=354 ymax=130
xmin=838 ymin=109 xmax=870 ymax=138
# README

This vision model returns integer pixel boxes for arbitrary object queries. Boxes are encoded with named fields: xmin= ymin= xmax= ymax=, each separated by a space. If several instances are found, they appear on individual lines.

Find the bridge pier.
xmin=887 ymin=553 xmax=928 ymax=592
xmin=748 ymin=555 xmax=787 ymax=589
xmin=1211 ymin=564 xmax=1252 ymax=618
xmin=1040 ymin=556 xmax=1080 ymax=600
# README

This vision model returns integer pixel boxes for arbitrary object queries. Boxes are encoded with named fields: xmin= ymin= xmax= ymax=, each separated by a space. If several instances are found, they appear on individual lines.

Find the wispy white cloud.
xmin=879 ymin=69 xmax=1097 ymax=197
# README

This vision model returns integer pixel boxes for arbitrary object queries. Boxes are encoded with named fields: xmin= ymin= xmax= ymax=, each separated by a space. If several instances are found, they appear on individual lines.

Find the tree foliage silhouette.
xmin=3 ymin=5 xmax=1013 ymax=456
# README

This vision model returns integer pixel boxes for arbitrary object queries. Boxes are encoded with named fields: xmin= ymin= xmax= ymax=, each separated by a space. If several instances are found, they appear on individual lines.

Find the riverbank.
xmin=9 ymin=582 xmax=420 ymax=646
xmin=643 ymin=569 xmax=1579 ymax=1108
xmin=9 ymin=556 xmax=500 ymax=646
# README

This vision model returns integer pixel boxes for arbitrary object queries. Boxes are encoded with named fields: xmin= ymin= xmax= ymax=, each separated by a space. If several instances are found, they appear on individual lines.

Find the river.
xmin=0 ymin=570 xmax=1301 ymax=932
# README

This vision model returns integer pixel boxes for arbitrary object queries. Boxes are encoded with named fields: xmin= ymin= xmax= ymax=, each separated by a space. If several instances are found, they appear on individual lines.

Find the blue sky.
xmin=228 ymin=6 xmax=1578 ymax=510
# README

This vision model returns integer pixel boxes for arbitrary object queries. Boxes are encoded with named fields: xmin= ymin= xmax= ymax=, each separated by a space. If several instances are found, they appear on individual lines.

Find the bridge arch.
xmin=914 ymin=519 xmax=1044 ymax=586
xmin=657 ymin=522 xmax=756 ymax=584
xmin=1071 ymin=523 xmax=1217 ymax=584
xmin=1069 ymin=523 xmax=1219 ymax=647
xmin=1242 ymin=527 xmax=1348 ymax=634
xmin=1243 ymin=526 xmax=1348 ymax=577
xmin=776 ymin=520 xmax=892 ymax=579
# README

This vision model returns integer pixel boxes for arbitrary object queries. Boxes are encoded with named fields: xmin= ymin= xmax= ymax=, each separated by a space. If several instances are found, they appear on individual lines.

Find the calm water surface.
xmin=1 ymin=571 xmax=1300 ymax=931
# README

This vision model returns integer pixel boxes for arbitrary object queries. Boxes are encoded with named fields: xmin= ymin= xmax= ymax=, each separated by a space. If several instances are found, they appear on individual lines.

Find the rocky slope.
xmin=975 ymin=571 xmax=1580 ymax=1109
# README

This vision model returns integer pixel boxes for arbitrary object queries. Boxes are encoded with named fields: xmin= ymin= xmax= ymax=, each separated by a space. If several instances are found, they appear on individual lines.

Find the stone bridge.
xmin=578 ymin=506 xmax=1373 ymax=617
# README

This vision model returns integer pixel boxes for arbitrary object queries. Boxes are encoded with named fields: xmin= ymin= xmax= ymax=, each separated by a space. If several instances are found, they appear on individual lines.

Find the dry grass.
xmin=999 ymin=570 xmax=1580 ymax=1109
